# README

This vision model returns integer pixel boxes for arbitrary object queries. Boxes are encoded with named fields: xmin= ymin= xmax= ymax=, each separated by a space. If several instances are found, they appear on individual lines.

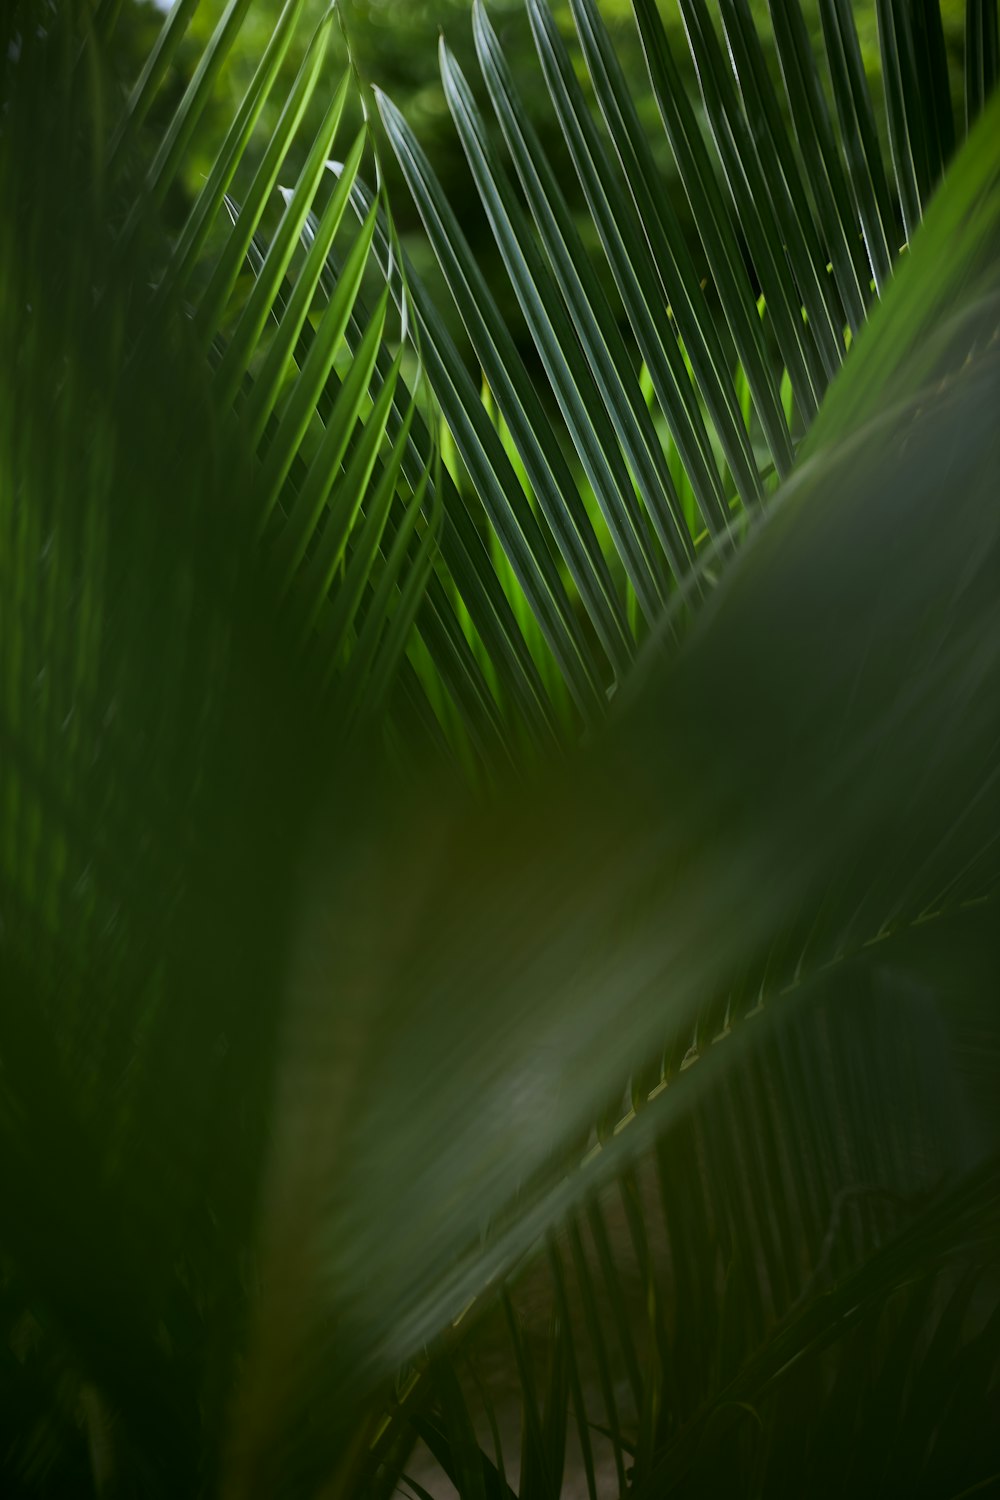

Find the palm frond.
xmin=3 ymin=2 xmax=999 ymax=1497
xmin=1 ymin=1 xmax=432 ymax=1490
xmin=360 ymin=0 xmax=990 ymax=763
xmin=230 ymin=89 xmax=1000 ymax=1494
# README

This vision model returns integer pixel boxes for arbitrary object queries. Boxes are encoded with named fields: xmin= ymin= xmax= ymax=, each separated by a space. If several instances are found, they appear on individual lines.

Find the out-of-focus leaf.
xmin=225 ymin=93 xmax=1000 ymax=1495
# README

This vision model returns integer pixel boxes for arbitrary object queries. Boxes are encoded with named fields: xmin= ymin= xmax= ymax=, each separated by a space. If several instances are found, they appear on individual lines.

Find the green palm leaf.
xmin=230 ymin=85 xmax=1000 ymax=1496
xmin=358 ymin=0 xmax=988 ymax=762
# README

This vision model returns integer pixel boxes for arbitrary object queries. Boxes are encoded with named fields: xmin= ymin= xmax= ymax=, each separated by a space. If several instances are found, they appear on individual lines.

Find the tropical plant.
xmin=0 ymin=0 xmax=998 ymax=1497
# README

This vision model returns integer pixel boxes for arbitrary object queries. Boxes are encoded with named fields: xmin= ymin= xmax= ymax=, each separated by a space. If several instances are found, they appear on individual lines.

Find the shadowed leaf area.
xmin=0 ymin=0 xmax=998 ymax=1496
